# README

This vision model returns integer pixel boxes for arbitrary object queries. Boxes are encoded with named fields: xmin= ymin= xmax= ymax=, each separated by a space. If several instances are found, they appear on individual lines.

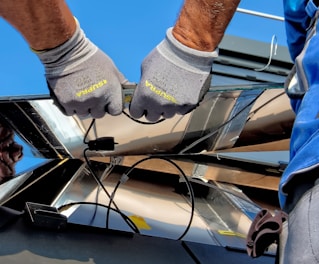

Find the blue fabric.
xmin=289 ymin=98 xmax=303 ymax=113
xmin=280 ymin=1 xmax=319 ymax=208
xmin=283 ymin=0 xmax=309 ymax=60
xmin=280 ymin=86 xmax=319 ymax=207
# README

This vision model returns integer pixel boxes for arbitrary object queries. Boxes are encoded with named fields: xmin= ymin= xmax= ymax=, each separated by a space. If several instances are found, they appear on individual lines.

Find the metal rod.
xmin=236 ymin=7 xmax=285 ymax=22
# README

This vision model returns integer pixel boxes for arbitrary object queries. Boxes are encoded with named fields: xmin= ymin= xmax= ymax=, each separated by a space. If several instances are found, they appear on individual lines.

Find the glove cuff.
xmin=158 ymin=27 xmax=218 ymax=73
xmin=36 ymin=18 xmax=97 ymax=74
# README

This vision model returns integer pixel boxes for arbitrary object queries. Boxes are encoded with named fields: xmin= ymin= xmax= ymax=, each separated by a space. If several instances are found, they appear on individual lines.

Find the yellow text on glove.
xmin=145 ymin=80 xmax=177 ymax=104
xmin=76 ymin=79 xmax=107 ymax=97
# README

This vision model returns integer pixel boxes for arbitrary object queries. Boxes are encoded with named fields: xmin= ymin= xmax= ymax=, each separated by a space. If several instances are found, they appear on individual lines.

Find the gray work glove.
xmin=129 ymin=27 xmax=218 ymax=122
xmin=36 ymin=20 xmax=127 ymax=118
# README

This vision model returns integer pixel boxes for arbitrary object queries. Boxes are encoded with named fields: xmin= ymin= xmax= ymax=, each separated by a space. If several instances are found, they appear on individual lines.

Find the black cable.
xmin=83 ymin=148 xmax=112 ymax=200
xmin=83 ymin=118 xmax=96 ymax=144
xmin=83 ymin=119 xmax=114 ymax=205
xmin=81 ymin=90 xmax=268 ymax=238
xmin=246 ymin=91 xmax=286 ymax=122
xmin=122 ymin=110 xmax=166 ymax=125
xmin=81 ymin=119 xmax=100 ymax=225
xmin=106 ymin=180 xmax=121 ymax=231
xmin=82 ymin=118 xmax=131 ymax=229
xmin=178 ymin=89 xmax=266 ymax=154
xmin=57 ymin=201 xmax=140 ymax=233
xmin=88 ymin=185 xmax=100 ymax=226
xmin=83 ymin=148 xmax=139 ymax=233
xmin=107 ymin=156 xmax=195 ymax=241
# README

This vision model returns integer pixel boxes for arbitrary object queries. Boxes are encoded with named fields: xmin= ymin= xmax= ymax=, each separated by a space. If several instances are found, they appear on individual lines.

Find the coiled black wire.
xmin=106 ymin=156 xmax=195 ymax=241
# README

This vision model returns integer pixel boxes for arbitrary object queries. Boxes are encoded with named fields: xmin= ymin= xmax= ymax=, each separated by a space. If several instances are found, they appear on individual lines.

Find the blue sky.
xmin=0 ymin=0 xmax=285 ymax=96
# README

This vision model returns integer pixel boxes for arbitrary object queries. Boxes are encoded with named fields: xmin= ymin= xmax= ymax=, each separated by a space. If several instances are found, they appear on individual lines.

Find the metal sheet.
xmin=0 ymin=83 xmax=292 ymax=160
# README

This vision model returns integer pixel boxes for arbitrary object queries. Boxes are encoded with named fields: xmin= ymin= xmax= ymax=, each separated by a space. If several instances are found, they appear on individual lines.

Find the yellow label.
xmin=218 ymin=230 xmax=246 ymax=238
xmin=145 ymin=80 xmax=177 ymax=104
xmin=129 ymin=215 xmax=151 ymax=230
xmin=76 ymin=79 xmax=107 ymax=97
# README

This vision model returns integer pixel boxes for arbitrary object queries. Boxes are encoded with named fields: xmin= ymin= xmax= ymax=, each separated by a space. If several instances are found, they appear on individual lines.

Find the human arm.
xmin=172 ymin=0 xmax=240 ymax=51
xmin=0 ymin=0 xmax=76 ymax=52
xmin=129 ymin=0 xmax=240 ymax=121
xmin=0 ymin=0 xmax=128 ymax=118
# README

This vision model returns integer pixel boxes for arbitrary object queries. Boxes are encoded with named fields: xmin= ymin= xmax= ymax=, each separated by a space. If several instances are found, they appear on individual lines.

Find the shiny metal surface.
xmin=0 ymin=83 xmax=294 ymax=160
xmin=49 ymin=159 xmax=264 ymax=250
xmin=0 ymin=34 xmax=292 ymax=261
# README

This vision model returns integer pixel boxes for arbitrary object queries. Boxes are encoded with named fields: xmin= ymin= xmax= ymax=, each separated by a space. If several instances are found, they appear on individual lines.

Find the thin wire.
xmin=246 ymin=91 xmax=286 ymax=122
xmin=57 ymin=201 xmax=139 ymax=233
xmin=106 ymin=180 xmax=121 ymax=230
xmin=122 ymin=110 xmax=166 ymax=125
xmin=83 ymin=119 xmax=140 ymax=233
xmin=107 ymin=156 xmax=195 ymax=241
xmin=81 ymin=118 xmax=99 ymax=224
xmin=83 ymin=118 xmax=96 ymax=144
xmin=83 ymin=148 xmax=139 ymax=233
xmin=178 ymin=89 xmax=266 ymax=154
xmin=81 ymin=90 xmax=269 ymax=238
xmin=88 ymin=185 xmax=100 ymax=226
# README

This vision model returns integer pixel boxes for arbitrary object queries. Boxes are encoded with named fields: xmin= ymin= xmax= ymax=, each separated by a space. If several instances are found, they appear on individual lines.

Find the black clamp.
xmin=25 ymin=202 xmax=67 ymax=230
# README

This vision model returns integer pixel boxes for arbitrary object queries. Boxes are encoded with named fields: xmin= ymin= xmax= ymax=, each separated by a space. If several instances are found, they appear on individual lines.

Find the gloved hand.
xmin=36 ymin=20 xmax=127 ymax=118
xmin=129 ymin=27 xmax=218 ymax=122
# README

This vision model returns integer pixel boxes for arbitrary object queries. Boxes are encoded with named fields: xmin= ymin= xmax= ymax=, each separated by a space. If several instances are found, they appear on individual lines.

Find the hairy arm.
xmin=0 ymin=0 xmax=76 ymax=50
xmin=173 ymin=0 xmax=240 ymax=51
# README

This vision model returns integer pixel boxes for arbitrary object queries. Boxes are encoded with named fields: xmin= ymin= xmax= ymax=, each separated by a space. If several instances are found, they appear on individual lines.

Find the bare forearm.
xmin=0 ymin=0 xmax=76 ymax=50
xmin=173 ymin=0 xmax=240 ymax=51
